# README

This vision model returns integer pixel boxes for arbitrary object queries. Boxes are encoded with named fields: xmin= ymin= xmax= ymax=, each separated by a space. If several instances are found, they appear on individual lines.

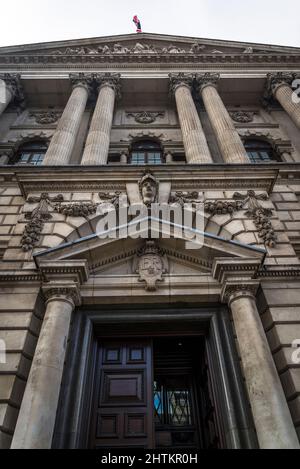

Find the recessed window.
xmin=244 ymin=139 xmax=277 ymax=163
xmin=11 ymin=141 xmax=48 ymax=166
xmin=129 ymin=140 xmax=163 ymax=165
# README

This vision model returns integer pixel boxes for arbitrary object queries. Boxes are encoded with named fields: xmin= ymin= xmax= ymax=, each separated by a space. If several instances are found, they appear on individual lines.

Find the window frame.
xmin=10 ymin=140 xmax=48 ymax=166
xmin=244 ymin=139 xmax=278 ymax=164
xmin=129 ymin=140 xmax=164 ymax=165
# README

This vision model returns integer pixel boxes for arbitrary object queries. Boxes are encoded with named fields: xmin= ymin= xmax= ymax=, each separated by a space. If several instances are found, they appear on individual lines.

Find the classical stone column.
xmin=266 ymin=72 xmax=300 ymax=129
xmin=81 ymin=73 xmax=121 ymax=165
xmin=43 ymin=74 xmax=92 ymax=165
xmin=169 ymin=74 xmax=212 ymax=164
xmin=224 ymin=281 xmax=300 ymax=449
xmin=195 ymin=73 xmax=249 ymax=164
xmin=11 ymin=284 xmax=80 ymax=449
xmin=0 ymin=74 xmax=23 ymax=116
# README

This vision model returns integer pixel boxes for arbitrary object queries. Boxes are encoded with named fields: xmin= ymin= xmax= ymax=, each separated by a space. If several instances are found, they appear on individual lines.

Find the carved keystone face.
xmin=141 ymin=180 xmax=157 ymax=206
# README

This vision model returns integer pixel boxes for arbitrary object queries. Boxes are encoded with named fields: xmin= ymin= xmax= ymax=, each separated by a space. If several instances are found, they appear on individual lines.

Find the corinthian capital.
xmin=0 ymin=73 xmax=24 ymax=104
xmin=94 ymin=73 xmax=122 ymax=99
xmin=194 ymin=73 xmax=220 ymax=93
xmin=69 ymin=72 xmax=94 ymax=95
xmin=168 ymin=73 xmax=194 ymax=95
xmin=264 ymin=72 xmax=299 ymax=100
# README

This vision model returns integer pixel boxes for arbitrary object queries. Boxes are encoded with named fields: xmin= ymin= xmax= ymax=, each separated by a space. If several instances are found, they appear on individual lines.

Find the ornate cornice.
xmin=2 ymin=53 xmax=300 ymax=70
xmin=14 ymin=175 xmax=276 ymax=198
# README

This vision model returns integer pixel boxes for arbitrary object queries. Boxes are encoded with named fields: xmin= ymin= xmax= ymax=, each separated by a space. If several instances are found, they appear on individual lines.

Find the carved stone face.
xmin=141 ymin=179 xmax=157 ymax=206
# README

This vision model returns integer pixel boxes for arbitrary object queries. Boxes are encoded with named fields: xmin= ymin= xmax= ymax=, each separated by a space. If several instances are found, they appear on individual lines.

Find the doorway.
xmin=89 ymin=336 xmax=223 ymax=449
xmin=52 ymin=306 xmax=257 ymax=449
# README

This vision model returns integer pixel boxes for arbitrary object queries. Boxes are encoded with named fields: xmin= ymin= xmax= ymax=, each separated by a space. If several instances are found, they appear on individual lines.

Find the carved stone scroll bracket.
xmin=133 ymin=241 xmax=169 ymax=291
xmin=21 ymin=193 xmax=64 ymax=252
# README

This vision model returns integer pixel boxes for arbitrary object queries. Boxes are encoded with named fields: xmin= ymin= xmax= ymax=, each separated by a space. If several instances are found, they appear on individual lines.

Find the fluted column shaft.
xmin=274 ymin=82 xmax=300 ymax=129
xmin=81 ymin=74 xmax=120 ymax=165
xmin=169 ymin=74 xmax=212 ymax=164
xmin=43 ymin=78 xmax=90 ymax=165
xmin=228 ymin=287 xmax=299 ymax=449
xmin=11 ymin=287 xmax=78 ymax=449
xmin=196 ymin=75 xmax=249 ymax=164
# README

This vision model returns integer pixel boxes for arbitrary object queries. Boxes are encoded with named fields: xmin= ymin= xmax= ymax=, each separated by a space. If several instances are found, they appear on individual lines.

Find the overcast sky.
xmin=1 ymin=0 xmax=299 ymax=48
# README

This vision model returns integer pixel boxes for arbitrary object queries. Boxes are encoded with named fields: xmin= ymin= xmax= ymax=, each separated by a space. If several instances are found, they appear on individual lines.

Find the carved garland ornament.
xmin=22 ymin=192 xmax=123 ymax=251
xmin=204 ymin=191 xmax=277 ymax=248
xmin=229 ymin=111 xmax=254 ymax=123
xmin=126 ymin=111 xmax=165 ymax=124
xmin=29 ymin=111 xmax=62 ymax=125
xmin=21 ymin=193 xmax=64 ymax=252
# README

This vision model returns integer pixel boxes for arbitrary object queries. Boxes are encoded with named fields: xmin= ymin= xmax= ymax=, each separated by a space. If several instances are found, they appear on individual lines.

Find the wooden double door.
xmin=89 ymin=337 xmax=222 ymax=449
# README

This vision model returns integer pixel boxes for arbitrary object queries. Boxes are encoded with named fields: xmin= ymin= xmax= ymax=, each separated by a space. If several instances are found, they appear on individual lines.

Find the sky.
xmin=0 ymin=0 xmax=299 ymax=48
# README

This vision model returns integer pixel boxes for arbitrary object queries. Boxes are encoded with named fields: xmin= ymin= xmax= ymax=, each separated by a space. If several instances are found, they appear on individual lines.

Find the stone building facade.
xmin=0 ymin=33 xmax=300 ymax=449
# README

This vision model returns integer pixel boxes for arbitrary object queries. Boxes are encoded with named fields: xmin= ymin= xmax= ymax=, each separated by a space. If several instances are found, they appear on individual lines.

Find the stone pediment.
xmin=1 ymin=33 xmax=299 ymax=58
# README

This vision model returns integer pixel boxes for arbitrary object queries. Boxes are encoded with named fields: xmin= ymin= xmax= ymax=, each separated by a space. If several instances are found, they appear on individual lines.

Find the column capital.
xmin=69 ymin=72 xmax=94 ymax=95
xmin=42 ymin=281 xmax=81 ymax=308
xmin=0 ymin=73 xmax=24 ymax=105
xmin=264 ymin=72 xmax=299 ymax=100
xmin=169 ymin=73 xmax=194 ymax=96
xmin=221 ymin=280 xmax=260 ymax=305
xmin=94 ymin=73 xmax=122 ymax=99
xmin=194 ymin=73 xmax=220 ymax=93
xmin=38 ymin=259 xmax=88 ymax=306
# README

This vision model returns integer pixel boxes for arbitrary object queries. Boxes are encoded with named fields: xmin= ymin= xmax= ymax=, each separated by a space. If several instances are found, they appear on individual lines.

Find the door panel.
xmin=90 ymin=340 xmax=154 ymax=449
